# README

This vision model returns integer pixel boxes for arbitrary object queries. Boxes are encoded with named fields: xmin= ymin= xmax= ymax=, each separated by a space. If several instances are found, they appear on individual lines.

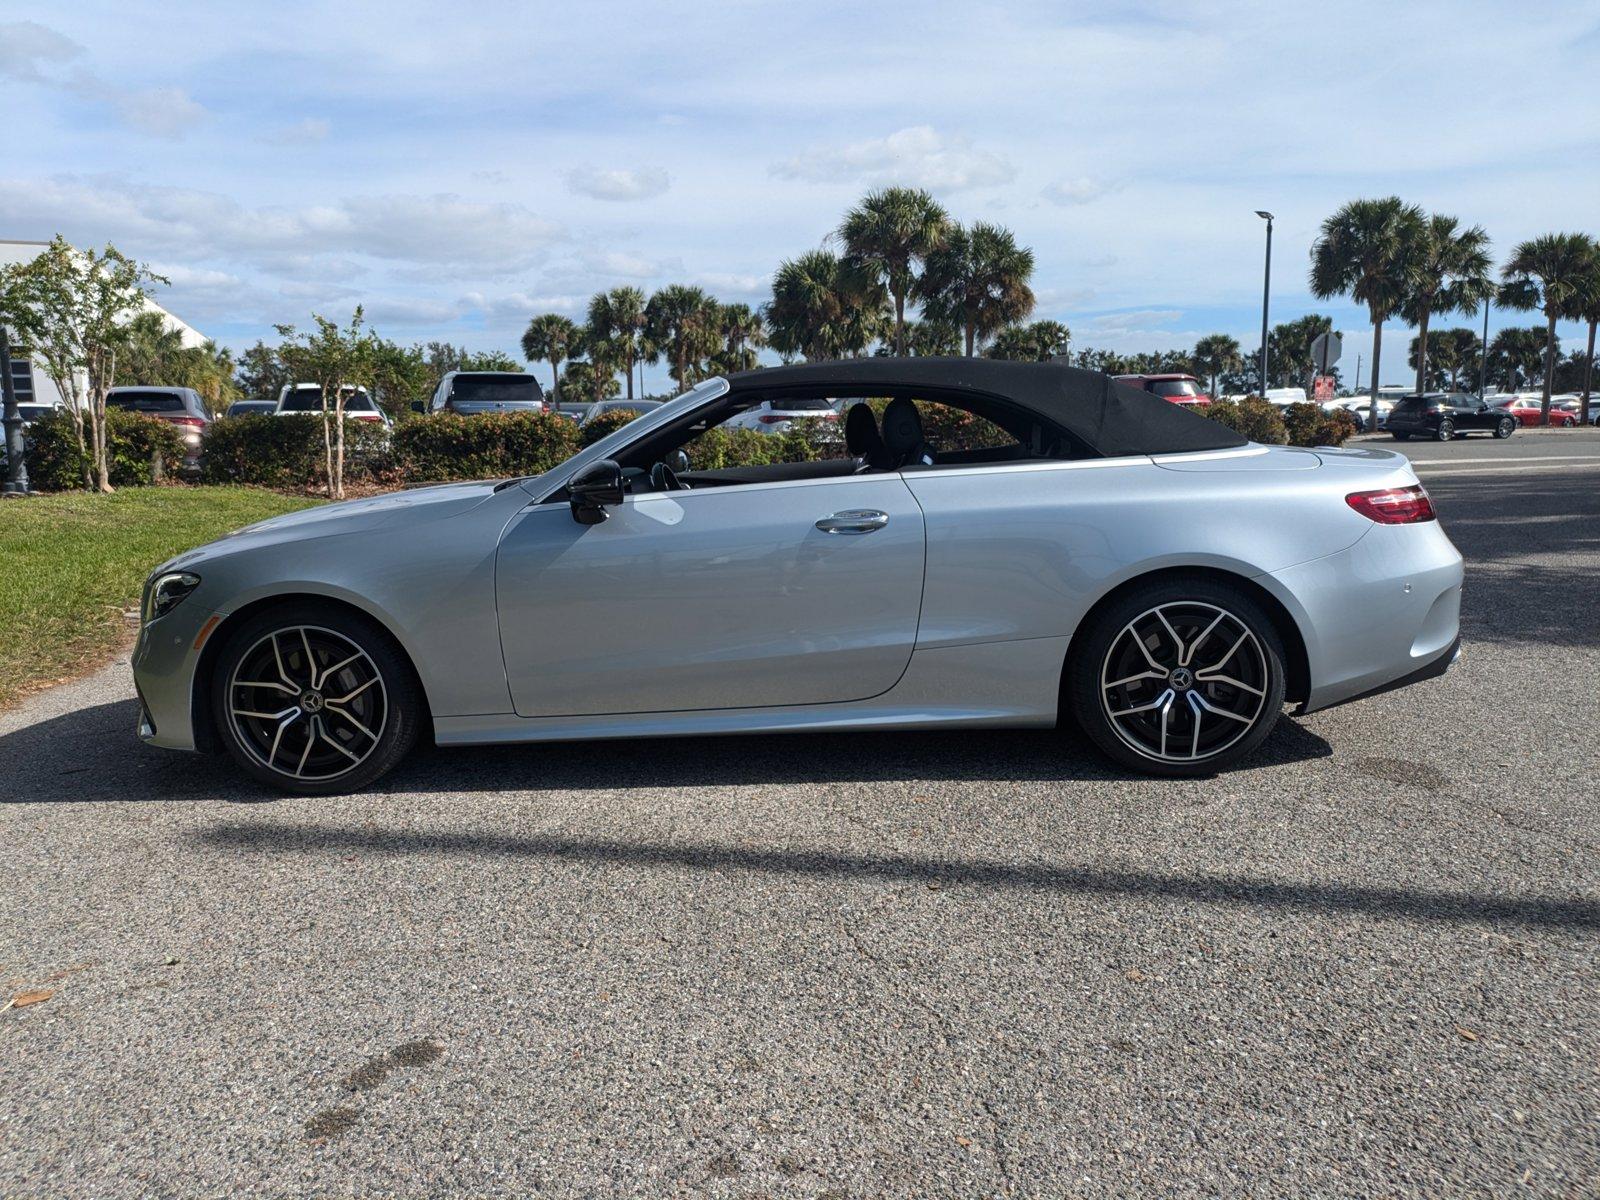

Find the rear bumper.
xmin=1261 ymin=520 xmax=1464 ymax=714
xmin=1302 ymin=635 xmax=1460 ymax=713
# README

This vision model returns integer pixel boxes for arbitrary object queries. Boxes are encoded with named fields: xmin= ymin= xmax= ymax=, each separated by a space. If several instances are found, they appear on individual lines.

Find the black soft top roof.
xmin=726 ymin=357 xmax=1246 ymax=457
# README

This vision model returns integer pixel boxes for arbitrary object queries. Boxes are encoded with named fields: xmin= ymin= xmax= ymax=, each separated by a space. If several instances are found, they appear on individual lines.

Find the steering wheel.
xmin=649 ymin=461 xmax=686 ymax=492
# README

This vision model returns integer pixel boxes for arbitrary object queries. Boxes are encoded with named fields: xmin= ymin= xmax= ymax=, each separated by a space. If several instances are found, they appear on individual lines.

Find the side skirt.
xmin=433 ymin=636 xmax=1069 ymax=746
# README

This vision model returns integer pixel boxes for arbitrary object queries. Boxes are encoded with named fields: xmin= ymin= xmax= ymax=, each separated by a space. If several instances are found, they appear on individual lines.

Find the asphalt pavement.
xmin=2 ymin=439 xmax=1597 ymax=1198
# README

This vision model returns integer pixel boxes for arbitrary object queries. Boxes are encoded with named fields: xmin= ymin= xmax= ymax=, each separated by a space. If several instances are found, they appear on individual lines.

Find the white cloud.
xmin=1042 ymin=177 xmax=1115 ymax=206
xmin=0 ymin=20 xmax=83 ymax=81
xmin=113 ymin=86 xmax=207 ymax=139
xmin=772 ymin=125 xmax=1015 ymax=192
xmin=565 ymin=166 xmax=671 ymax=202
xmin=582 ymin=250 xmax=670 ymax=278
xmin=262 ymin=117 xmax=331 ymax=146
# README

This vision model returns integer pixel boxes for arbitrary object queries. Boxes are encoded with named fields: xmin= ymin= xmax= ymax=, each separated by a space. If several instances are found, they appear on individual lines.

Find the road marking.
xmin=1415 ymin=462 xmax=1600 ymax=478
xmin=1409 ymin=454 xmax=1600 ymax=467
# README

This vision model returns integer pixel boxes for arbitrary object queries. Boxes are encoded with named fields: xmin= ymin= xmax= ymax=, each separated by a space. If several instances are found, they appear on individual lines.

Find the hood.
xmin=153 ymin=480 xmax=503 ymax=575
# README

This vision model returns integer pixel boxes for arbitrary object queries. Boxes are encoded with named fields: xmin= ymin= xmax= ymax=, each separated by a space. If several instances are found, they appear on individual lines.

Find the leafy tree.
xmin=1192 ymin=333 xmax=1243 ymax=399
xmin=367 ymin=337 xmax=434 ymax=415
xmin=837 ymin=187 xmax=951 ymax=355
xmin=764 ymin=250 xmax=887 ymax=361
xmin=587 ymin=287 xmax=650 ymax=399
xmin=1309 ymin=196 xmax=1426 ymax=411
xmin=1407 ymin=328 xmax=1481 ymax=391
xmin=985 ymin=320 xmax=1070 ymax=362
xmin=1266 ymin=314 xmax=1334 ymax=392
xmin=520 ymin=314 xmax=580 ymax=393
xmin=1401 ymin=214 xmax=1493 ymax=397
xmin=916 ymin=221 xmax=1035 ymax=355
xmin=460 ymin=349 xmax=522 ymax=373
xmin=5 ymin=235 xmax=164 ymax=491
xmin=237 ymin=340 xmax=292 ymax=401
xmin=1499 ymin=232 xmax=1598 ymax=423
xmin=274 ymin=309 xmax=374 ymax=500
xmin=645 ymin=284 xmax=722 ymax=389
xmin=115 ymin=311 xmax=239 ymax=407
xmin=903 ymin=318 xmax=961 ymax=357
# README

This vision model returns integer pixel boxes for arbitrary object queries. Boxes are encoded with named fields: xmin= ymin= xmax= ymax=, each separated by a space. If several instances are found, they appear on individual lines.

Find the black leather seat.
xmin=881 ymin=397 xmax=935 ymax=467
xmin=844 ymin=403 xmax=892 ymax=470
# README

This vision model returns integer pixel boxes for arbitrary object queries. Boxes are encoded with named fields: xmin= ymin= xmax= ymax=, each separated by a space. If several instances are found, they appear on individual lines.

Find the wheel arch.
xmin=190 ymin=591 xmax=432 ymax=754
xmin=1059 ymin=565 xmax=1311 ymax=713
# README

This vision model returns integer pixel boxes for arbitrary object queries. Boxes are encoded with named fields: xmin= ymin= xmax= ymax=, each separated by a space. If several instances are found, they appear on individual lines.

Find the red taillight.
xmin=758 ymin=413 xmax=788 ymax=424
xmin=171 ymin=416 xmax=205 ymax=429
xmin=1346 ymin=485 xmax=1437 ymax=524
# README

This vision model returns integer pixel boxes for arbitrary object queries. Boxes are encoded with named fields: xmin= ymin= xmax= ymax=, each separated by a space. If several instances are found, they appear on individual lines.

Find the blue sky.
xmin=4 ymin=0 xmax=1598 ymax=392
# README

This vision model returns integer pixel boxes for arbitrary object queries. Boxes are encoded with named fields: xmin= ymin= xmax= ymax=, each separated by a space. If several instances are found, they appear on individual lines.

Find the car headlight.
xmin=143 ymin=571 xmax=201 ymax=624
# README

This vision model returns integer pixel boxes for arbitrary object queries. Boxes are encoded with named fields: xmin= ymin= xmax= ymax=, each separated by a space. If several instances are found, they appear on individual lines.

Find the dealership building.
xmin=2 ymin=238 xmax=208 ymax=409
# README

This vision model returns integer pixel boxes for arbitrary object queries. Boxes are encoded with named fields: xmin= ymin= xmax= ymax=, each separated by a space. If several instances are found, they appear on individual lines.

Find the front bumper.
xmin=131 ymin=599 xmax=217 ymax=751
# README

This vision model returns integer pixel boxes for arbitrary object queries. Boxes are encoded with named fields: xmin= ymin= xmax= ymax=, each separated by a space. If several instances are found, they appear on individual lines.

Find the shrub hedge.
xmin=393 ymin=411 xmax=580 ymax=481
xmin=200 ymin=414 xmax=395 ymax=490
xmin=1202 ymin=397 xmax=1289 ymax=444
xmin=22 ymin=408 xmax=186 ymax=491
xmin=1281 ymin=401 xmax=1357 ymax=447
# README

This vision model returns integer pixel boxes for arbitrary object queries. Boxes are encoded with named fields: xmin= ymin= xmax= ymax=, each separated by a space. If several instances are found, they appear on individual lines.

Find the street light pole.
xmin=1 ymin=322 xmax=29 ymax=496
xmin=1255 ymin=211 xmax=1274 ymax=396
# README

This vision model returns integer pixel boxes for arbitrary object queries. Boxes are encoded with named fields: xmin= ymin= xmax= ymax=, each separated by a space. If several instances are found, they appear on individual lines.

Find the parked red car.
xmin=1494 ymin=396 xmax=1578 ymax=427
xmin=1113 ymin=373 xmax=1212 ymax=408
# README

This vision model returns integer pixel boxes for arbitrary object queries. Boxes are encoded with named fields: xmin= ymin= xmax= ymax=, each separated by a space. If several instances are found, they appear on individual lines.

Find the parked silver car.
xmin=133 ymin=360 xmax=1462 ymax=794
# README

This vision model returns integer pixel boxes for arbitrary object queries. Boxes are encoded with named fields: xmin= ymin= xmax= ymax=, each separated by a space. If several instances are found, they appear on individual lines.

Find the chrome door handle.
xmin=815 ymin=509 xmax=889 ymax=534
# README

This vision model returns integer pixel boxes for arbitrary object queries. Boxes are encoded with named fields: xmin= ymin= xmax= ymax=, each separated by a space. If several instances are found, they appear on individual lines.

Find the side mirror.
xmin=669 ymin=448 xmax=690 ymax=474
xmin=568 ymin=459 xmax=625 ymax=525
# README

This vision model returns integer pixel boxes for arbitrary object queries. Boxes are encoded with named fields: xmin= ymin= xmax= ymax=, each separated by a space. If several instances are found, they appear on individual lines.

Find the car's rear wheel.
xmin=1066 ymin=577 xmax=1287 ymax=777
xmin=1493 ymin=417 xmax=1515 ymax=439
xmin=1435 ymin=419 xmax=1454 ymax=442
xmin=212 ymin=603 xmax=421 ymax=794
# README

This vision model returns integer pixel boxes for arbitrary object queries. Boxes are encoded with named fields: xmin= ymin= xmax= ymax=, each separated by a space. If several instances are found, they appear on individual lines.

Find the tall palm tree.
xmin=985 ymin=320 xmax=1069 ymax=362
xmin=711 ymin=302 xmax=766 ymax=374
xmin=1486 ymin=326 xmax=1550 ymax=392
xmin=1500 ymin=233 xmax=1597 ymax=424
xmin=837 ymin=187 xmax=951 ymax=355
xmin=1409 ymin=328 xmax=1481 ymax=391
xmin=1192 ymin=333 xmax=1243 ymax=399
xmin=1400 ymin=214 xmax=1493 ymax=397
xmin=764 ymin=250 xmax=887 ymax=361
xmin=1309 ymin=196 xmax=1426 ymax=410
xmin=645 ymin=284 xmax=721 ymax=389
xmin=915 ymin=221 xmax=1036 ymax=356
xmin=905 ymin=318 xmax=962 ymax=357
xmin=1569 ymin=246 xmax=1600 ymax=426
xmin=521 ymin=313 xmax=580 ymax=393
xmin=587 ymin=287 xmax=648 ymax=399
xmin=1267 ymin=314 xmax=1334 ymax=394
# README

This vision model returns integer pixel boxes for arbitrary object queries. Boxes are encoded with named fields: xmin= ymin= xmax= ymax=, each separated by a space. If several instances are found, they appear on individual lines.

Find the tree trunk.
xmin=550 ymin=360 xmax=560 ymax=395
xmin=1583 ymin=320 xmax=1596 ymax=427
xmin=321 ymin=400 xmax=336 ymax=500
xmin=334 ymin=392 xmax=347 ymax=501
xmin=964 ymin=323 xmax=976 ymax=358
xmin=625 ymin=350 xmax=635 ymax=400
xmin=1541 ymin=310 xmax=1557 ymax=426
xmin=1369 ymin=316 xmax=1384 ymax=429
xmin=1414 ymin=306 xmax=1431 ymax=397
xmin=894 ymin=292 xmax=906 ymax=355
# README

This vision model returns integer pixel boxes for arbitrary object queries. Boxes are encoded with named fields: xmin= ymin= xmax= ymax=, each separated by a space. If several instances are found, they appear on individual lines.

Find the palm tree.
xmin=915 ymin=221 xmax=1036 ymax=356
xmin=587 ymin=287 xmax=648 ymax=399
xmin=521 ymin=313 xmax=579 ymax=393
xmin=985 ymin=320 xmax=1070 ymax=362
xmin=645 ymin=284 xmax=721 ymax=389
xmin=1309 ymin=197 xmax=1426 ymax=411
xmin=711 ymin=302 xmax=766 ymax=374
xmin=1500 ymin=233 xmax=1597 ymax=424
xmin=1401 ymin=214 xmax=1493 ymax=397
xmin=1192 ymin=333 xmax=1243 ymax=399
xmin=837 ymin=187 xmax=951 ymax=355
xmin=764 ymin=250 xmax=888 ymax=361
xmin=1486 ymin=326 xmax=1550 ymax=392
xmin=1409 ymin=328 xmax=1482 ymax=391
xmin=1569 ymin=246 xmax=1600 ymax=425
xmin=1267 ymin=315 xmax=1334 ymax=394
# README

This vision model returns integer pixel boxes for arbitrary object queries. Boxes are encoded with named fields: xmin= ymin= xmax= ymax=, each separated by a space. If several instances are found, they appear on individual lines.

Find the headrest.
xmin=881 ymin=397 xmax=926 ymax=462
xmin=844 ymin=403 xmax=884 ymax=458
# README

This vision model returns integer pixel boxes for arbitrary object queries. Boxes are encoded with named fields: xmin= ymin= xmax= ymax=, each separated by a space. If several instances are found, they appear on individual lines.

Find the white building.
xmin=1 ymin=238 xmax=209 ymax=409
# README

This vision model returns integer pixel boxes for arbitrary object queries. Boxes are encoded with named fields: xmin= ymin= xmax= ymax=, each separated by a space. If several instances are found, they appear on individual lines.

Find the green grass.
xmin=0 ymin=486 xmax=320 ymax=707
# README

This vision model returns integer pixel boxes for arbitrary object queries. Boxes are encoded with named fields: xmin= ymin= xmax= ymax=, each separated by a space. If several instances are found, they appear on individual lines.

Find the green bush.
xmin=1282 ymin=402 xmax=1357 ymax=447
xmin=394 ymin=411 xmax=581 ymax=481
xmin=580 ymin=408 xmax=646 ymax=447
xmin=1203 ymin=397 xmax=1288 ymax=445
xmin=201 ymin=414 xmax=394 ymax=490
xmin=22 ymin=408 xmax=186 ymax=491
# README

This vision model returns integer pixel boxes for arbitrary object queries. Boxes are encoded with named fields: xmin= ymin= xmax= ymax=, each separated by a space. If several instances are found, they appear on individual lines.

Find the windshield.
xmin=1149 ymin=380 xmax=1201 ymax=397
xmin=281 ymin=388 xmax=374 ymax=412
xmin=449 ymin=374 xmax=543 ymax=409
xmin=107 ymin=391 xmax=185 ymax=413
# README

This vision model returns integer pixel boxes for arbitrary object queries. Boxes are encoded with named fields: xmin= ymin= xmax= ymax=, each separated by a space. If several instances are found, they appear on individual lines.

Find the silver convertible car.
xmin=133 ymin=360 xmax=1463 ymax=793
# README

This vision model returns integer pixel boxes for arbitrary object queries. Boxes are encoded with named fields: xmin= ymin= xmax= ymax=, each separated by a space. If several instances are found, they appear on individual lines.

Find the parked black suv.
xmin=1386 ymin=392 xmax=1516 ymax=442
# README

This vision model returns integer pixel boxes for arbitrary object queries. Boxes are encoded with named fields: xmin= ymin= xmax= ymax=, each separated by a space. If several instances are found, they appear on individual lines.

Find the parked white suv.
xmin=274 ymin=383 xmax=390 ymax=426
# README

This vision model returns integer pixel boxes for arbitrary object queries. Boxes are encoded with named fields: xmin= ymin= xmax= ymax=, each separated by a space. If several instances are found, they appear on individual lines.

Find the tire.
xmin=1066 ymin=576 xmax=1288 ymax=777
xmin=1434 ymin=419 xmax=1454 ymax=442
xmin=1391 ymin=432 xmax=1411 ymax=441
xmin=1493 ymin=417 xmax=1515 ymax=439
xmin=211 ymin=602 xmax=422 ymax=795
xmin=1560 ymin=416 xmax=1576 ymax=428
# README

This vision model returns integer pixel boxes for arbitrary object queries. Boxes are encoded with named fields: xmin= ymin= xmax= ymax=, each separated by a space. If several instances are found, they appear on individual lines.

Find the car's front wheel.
xmin=212 ymin=603 xmax=422 ymax=794
xmin=1066 ymin=577 xmax=1287 ymax=777
xmin=1435 ymin=418 xmax=1454 ymax=441
xmin=1493 ymin=417 xmax=1515 ymax=439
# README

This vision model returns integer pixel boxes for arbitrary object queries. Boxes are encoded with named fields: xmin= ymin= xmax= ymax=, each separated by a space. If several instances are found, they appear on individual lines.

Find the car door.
xmin=1453 ymin=394 xmax=1491 ymax=431
xmin=494 ymin=475 xmax=927 ymax=717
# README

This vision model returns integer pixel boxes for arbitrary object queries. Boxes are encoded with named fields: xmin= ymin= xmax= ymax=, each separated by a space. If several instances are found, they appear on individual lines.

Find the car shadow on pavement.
xmin=2 ymin=698 xmax=1332 ymax=804
xmin=193 ymin=819 xmax=1600 ymax=932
